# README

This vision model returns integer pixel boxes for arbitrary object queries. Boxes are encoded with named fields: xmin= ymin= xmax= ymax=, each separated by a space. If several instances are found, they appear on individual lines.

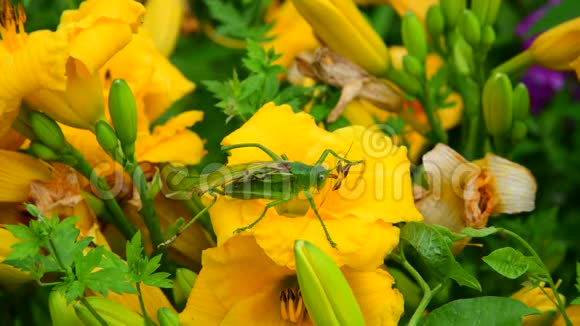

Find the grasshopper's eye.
xmin=318 ymin=174 xmax=325 ymax=181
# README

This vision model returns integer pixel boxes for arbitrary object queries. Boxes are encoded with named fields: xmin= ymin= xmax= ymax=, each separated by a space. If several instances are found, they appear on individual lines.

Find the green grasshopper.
xmin=162 ymin=143 xmax=363 ymax=248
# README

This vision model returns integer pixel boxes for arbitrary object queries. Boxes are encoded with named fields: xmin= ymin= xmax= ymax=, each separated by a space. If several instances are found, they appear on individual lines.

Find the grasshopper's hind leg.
xmin=234 ymin=198 xmax=293 ymax=234
xmin=221 ymin=143 xmax=283 ymax=161
xmin=305 ymin=190 xmax=337 ymax=248
xmin=158 ymin=192 xmax=218 ymax=249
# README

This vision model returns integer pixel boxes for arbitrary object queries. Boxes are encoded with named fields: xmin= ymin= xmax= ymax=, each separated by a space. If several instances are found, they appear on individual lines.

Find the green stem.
xmin=136 ymin=283 xmax=155 ymax=326
xmin=80 ymin=297 xmax=109 ymax=326
xmin=129 ymin=162 xmax=164 ymax=249
xmin=69 ymin=148 xmax=136 ymax=240
xmin=390 ymin=252 xmax=442 ymax=326
xmin=501 ymin=229 xmax=572 ymax=326
xmin=493 ymin=135 xmax=509 ymax=156
xmin=422 ymin=86 xmax=448 ymax=144
xmin=492 ymin=51 xmax=534 ymax=78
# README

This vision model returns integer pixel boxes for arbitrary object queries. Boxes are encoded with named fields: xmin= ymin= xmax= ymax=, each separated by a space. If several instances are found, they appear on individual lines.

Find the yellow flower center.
xmin=279 ymin=288 xmax=307 ymax=324
xmin=0 ymin=0 xmax=27 ymax=51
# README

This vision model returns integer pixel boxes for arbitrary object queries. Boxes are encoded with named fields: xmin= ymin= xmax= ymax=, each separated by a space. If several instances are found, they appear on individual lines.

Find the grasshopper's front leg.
xmin=158 ymin=191 xmax=218 ymax=249
xmin=221 ymin=143 xmax=283 ymax=161
xmin=304 ymin=189 xmax=337 ymax=248
xmin=234 ymin=197 xmax=295 ymax=234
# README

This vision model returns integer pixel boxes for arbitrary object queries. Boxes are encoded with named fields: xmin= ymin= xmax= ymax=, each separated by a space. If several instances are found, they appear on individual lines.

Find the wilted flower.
xmin=415 ymin=144 xmax=537 ymax=233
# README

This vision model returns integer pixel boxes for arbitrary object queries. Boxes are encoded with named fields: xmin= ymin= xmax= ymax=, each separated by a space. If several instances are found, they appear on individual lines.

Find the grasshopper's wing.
xmin=194 ymin=161 xmax=293 ymax=193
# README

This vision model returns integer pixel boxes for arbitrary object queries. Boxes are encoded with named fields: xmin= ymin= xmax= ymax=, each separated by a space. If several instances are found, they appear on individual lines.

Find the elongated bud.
xmin=29 ymin=141 xmax=60 ymax=161
xmin=158 ymin=307 xmax=180 ymax=326
xmin=403 ymin=55 xmax=425 ymax=79
xmin=472 ymin=0 xmax=501 ymax=26
xmin=452 ymin=38 xmax=473 ymax=75
xmin=441 ymin=0 xmax=465 ymax=28
xmin=109 ymin=79 xmax=137 ymax=158
xmin=402 ymin=12 xmax=428 ymax=62
xmin=294 ymin=240 xmax=364 ymax=326
xmin=29 ymin=112 xmax=68 ymax=152
xmin=74 ymin=296 xmax=145 ymax=326
xmin=95 ymin=120 xmax=119 ymax=153
xmin=49 ymin=290 xmax=82 ymax=326
xmin=480 ymin=25 xmax=496 ymax=51
xmin=483 ymin=73 xmax=513 ymax=136
xmin=511 ymin=121 xmax=527 ymax=141
xmin=426 ymin=5 xmax=445 ymax=38
xmin=142 ymin=0 xmax=184 ymax=56
xmin=173 ymin=268 xmax=197 ymax=308
xmin=512 ymin=83 xmax=530 ymax=121
xmin=460 ymin=10 xmax=481 ymax=47
xmin=529 ymin=17 xmax=580 ymax=70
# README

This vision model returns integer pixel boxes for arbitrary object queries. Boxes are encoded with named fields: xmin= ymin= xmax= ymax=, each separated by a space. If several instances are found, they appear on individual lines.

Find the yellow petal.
xmin=59 ymin=0 xmax=145 ymax=76
xmin=343 ymin=266 xmax=404 ymax=326
xmin=101 ymin=34 xmax=196 ymax=123
xmin=0 ymin=149 xmax=52 ymax=202
xmin=476 ymin=153 xmax=537 ymax=215
xmin=141 ymin=0 xmax=184 ymax=57
xmin=415 ymin=144 xmax=481 ymax=232
xmin=61 ymin=124 xmax=109 ymax=165
xmin=136 ymin=111 xmax=205 ymax=165
xmin=264 ymin=1 xmax=319 ymax=68
xmin=512 ymin=286 xmax=561 ymax=326
xmin=554 ymin=305 xmax=580 ymax=326
xmin=385 ymin=0 xmax=438 ymax=23
xmin=180 ymin=236 xmax=294 ymax=325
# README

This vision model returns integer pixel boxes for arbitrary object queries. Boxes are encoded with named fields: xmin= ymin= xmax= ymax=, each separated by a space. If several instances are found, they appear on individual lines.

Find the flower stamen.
xmin=0 ymin=0 xmax=27 ymax=51
xmin=280 ymin=288 xmax=306 ymax=324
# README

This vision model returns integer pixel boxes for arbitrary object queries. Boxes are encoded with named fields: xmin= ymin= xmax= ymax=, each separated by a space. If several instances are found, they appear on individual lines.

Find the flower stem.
xmin=500 ymin=228 xmax=572 ymax=326
xmin=136 ymin=282 xmax=155 ymax=326
xmin=390 ymin=252 xmax=442 ymax=326
xmin=69 ymin=148 xmax=136 ymax=240
xmin=493 ymin=51 xmax=534 ymax=78
xmin=80 ymin=297 xmax=108 ymax=326
xmin=422 ymin=86 xmax=448 ymax=144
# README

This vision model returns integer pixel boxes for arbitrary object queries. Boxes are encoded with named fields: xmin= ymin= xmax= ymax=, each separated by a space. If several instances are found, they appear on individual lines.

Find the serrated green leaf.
xmin=143 ymin=272 xmax=173 ymax=288
xmin=482 ymin=247 xmax=530 ymax=279
xmin=400 ymin=222 xmax=481 ymax=291
xmin=571 ymin=297 xmax=580 ymax=305
xmin=462 ymin=227 xmax=501 ymax=238
xmin=419 ymin=297 xmax=540 ymax=325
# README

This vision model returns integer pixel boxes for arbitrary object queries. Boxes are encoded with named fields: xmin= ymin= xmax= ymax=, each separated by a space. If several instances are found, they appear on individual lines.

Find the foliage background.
xmin=2 ymin=0 xmax=580 ymax=324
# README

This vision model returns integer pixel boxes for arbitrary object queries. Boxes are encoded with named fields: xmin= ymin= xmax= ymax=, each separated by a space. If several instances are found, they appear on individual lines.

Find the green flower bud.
xmin=109 ymin=79 xmax=138 ymax=157
xmin=157 ymin=307 xmax=180 ymax=326
xmin=426 ymin=5 xmax=445 ymax=38
xmin=49 ymin=290 xmax=82 ymax=326
xmin=95 ymin=120 xmax=119 ymax=153
xmin=294 ymin=240 xmax=364 ymax=326
xmin=512 ymin=83 xmax=530 ymax=120
xmin=402 ymin=12 xmax=428 ymax=62
xmin=173 ymin=268 xmax=197 ymax=308
xmin=483 ymin=73 xmax=514 ymax=136
xmin=459 ymin=10 xmax=481 ymax=47
xmin=74 ymin=296 xmax=145 ymax=326
xmin=29 ymin=141 xmax=60 ymax=161
xmin=403 ymin=55 xmax=425 ymax=79
xmin=29 ymin=112 xmax=68 ymax=152
xmin=511 ymin=121 xmax=527 ymax=140
xmin=472 ymin=0 xmax=501 ymax=26
xmin=480 ymin=25 xmax=496 ymax=51
xmin=452 ymin=37 xmax=473 ymax=75
xmin=441 ymin=0 xmax=466 ymax=28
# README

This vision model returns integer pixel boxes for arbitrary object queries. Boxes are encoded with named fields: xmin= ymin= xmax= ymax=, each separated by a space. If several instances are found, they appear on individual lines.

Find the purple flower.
xmin=515 ymin=0 xmax=565 ymax=113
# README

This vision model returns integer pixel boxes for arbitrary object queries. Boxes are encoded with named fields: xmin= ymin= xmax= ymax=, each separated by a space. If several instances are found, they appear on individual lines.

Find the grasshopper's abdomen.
xmin=224 ymin=177 xmax=298 ymax=201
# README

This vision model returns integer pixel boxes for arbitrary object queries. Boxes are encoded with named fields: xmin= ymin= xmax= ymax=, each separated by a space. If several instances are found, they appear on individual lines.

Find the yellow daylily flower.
xmin=292 ymin=0 xmax=390 ymax=75
xmin=0 ymin=149 xmax=52 ymax=202
xmin=141 ymin=0 xmax=185 ymax=57
xmin=415 ymin=144 xmax=537 ymax=233
xmin=554 ymin=305 xmax=580 ymax=326
xmin=528 ymin=17 xmax=580 ymax=71
xmin=263 ymin=1 xmax=319 ymax=68
xmin=24 ymin=0 xmax=146 ymax=131
xmin=209 ymin=102 xmax=421 ymax=270
xmin=180 ymin=235 xmax=404 ymax=325
xmin=511 ymin=285 xmax=563 ymax=326
xmin=0 ymin=228 xmax=33 ymax=288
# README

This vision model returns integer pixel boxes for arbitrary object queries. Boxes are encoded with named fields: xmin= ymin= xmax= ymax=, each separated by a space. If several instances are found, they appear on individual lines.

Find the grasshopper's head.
xmin=312 ymin=165 xmax=331 ymax=190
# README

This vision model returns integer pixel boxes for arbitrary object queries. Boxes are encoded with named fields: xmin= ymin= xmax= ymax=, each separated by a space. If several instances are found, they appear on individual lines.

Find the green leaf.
xmin=482 ymin=247 xmax=530 ymax=279
xmin=419 ymin=297 xmax=540 ymax=326
xmin=400 ymin=222 xmax=481 ymax=291
xmin=462 ymin=227 xmax=501 ymax=238
xmin=431 ymin=225 xmax=468 ymax=242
